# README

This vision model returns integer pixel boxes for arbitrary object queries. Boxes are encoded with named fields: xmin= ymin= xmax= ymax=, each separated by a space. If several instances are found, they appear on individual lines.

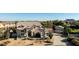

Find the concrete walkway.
xmin=53 ymin=33 xmax=67 ymax=46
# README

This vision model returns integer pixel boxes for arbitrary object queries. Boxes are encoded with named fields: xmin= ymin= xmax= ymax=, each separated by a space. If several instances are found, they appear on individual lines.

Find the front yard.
xmin=0 ymin=38 xmax=53 ymax=46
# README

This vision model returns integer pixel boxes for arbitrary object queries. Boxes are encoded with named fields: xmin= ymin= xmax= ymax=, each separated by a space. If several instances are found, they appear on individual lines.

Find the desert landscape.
xmin=0 ymin=13 xmax=79 ymax=46
xmin=0 ymin=38 xmax=53 ymax=46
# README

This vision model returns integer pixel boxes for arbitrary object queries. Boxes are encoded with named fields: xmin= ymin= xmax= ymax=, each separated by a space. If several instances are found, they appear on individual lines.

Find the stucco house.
xmin=0 ymin=21 xmax=53 ymax=39
xmin=16 ymin=21 xmax=45 ymax=38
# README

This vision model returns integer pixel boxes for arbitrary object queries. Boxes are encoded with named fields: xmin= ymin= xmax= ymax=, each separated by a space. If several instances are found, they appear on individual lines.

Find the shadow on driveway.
xmin=61 ymin=39 xmax=74 ymax=46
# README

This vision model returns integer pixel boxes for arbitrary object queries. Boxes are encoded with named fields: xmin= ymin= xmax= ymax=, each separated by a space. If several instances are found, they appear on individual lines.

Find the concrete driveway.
xmin=53 ymin=33 xmax=72 ymax=46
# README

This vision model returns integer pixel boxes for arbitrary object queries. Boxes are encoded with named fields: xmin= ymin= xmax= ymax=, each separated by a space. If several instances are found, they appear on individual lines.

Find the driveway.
xmin=53 ymin=33 xmax=73 ymax=46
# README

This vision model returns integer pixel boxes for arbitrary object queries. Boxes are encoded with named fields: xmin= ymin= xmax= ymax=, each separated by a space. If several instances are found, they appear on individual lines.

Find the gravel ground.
xmin=0 ymin=38 xmax=53 ymax=46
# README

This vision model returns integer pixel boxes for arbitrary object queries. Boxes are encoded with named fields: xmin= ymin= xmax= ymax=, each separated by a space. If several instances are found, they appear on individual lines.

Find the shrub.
xmin=71 ymin=39 xmax=79 ymax=45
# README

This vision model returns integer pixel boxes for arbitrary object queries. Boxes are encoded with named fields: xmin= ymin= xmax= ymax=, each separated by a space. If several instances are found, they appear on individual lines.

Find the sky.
xmin=0 ymin=13 xmax=79 ymax=21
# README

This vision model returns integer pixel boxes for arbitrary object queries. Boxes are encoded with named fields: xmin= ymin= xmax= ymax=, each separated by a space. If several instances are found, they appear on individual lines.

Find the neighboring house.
xmin=16 ymin=21 xmax=45 ymax=38
xmin=55 ymin=25 xmax=64 ymax=33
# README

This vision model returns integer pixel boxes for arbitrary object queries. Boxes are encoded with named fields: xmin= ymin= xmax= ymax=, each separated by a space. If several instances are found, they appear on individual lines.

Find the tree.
xmin=41 ymin=21 xmax=53 ymax=28
xmin=53 ymin=20 xmax=64 ymax=26
xmin=14 ymin=21 xmax=18 ymax=40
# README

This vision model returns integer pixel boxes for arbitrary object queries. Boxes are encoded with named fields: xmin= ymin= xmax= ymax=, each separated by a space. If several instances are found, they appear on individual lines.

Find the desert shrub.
xmin=22 ymin=38 xmax=26 ymax=40
xmin=44 ymin=40 xmax=52 ymax=43
xmin=71 ymin=39 xmax=79 ymax=45
xmin=0 ymin=41 xmax=10 ymax=46
xmin=3 ymin=41 xmax=11 ymax=45
xmin=48 ymin=32 xmax=53 ymax=39
xmin=0 ymin=44 xmax=6 ymax=46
